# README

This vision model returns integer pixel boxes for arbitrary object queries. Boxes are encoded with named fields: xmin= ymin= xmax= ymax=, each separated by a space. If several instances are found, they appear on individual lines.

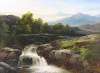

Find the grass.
xmin=60 ymin=34 xmax=100 ymax=62
xmin=60 ymin=39 xmax=77 ymax=49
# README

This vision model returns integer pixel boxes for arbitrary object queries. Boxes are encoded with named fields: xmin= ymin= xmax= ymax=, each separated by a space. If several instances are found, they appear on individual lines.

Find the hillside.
xmin=79 ymin=23 xmax=100 ymax=33
xmin=61 ymin=34 xmax=100 ymax=59
xmin=60 ymin=34 xmax=100 ymax=72
xmin=50 ymin=13 xmax=100 ymax=26
xmin=0 ymin=15 xmax=20 ymax=25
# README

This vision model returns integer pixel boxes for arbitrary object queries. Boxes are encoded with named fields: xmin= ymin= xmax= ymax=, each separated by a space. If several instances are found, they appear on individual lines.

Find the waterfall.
xmin=20 ymin=44 xmax=47 ymax=66
xmin=19 ymin=45 xmax=70 ymax=73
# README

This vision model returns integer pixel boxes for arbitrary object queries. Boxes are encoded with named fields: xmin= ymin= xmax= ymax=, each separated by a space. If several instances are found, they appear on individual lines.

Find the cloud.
xmin=0 ymin=0 xmax=100 ymax=21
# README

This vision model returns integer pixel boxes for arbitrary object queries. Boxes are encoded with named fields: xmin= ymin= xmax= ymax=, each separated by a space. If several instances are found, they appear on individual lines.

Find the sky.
xmin=0 ymin=0 xmax=100 ymax=21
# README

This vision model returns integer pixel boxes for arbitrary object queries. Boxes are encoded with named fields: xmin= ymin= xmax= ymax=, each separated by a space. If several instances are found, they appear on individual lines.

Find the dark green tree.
xmin=32 ymin=18 xmax=43 ymax=33
xmin=0 ymin=22 xmax=9 ymax=47
xmin=42 ymin=22 xmax=50 ymax=33
xmin=20 ymin=12 xmax=33 ymax=33
xmin=52 ymin=23 xmax=65 ymax=34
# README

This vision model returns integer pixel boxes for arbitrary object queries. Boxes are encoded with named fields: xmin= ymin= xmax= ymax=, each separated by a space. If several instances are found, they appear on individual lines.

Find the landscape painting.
xmin=0 ymin=0 xmax=100 ymax=73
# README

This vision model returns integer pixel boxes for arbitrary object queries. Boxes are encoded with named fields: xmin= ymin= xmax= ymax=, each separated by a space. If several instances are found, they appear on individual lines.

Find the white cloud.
xmin=0 ymin=0 xmax=99 ymax=21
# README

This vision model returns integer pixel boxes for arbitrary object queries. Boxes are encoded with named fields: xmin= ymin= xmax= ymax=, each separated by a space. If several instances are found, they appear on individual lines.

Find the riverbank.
xmin=0 ymin=34 xmax=100 ymax=73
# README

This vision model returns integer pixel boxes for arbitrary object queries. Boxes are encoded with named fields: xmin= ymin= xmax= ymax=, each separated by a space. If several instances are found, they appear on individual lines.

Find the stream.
xmin=19 ymin=45 xmax=71 ymax=73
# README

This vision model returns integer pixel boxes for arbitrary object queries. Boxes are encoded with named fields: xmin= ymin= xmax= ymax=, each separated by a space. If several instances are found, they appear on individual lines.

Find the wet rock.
xmin=49 ymin=49 xmax=73 ymax=65
xmin=49 ymin=49 xmax=89 ymax=73
xmin=49 ymin=49 xmax=82 ymax=68
xmin=37 ymin=44 xmax=53 ymax=52
xmin=37 ymin=44 xmax=54 ymax=59
xmin=50 ymin=49 xmax=73 ymax=60
xmin=37 ymin=41 xmax=60 ymax=58
xmin=0 ymin=62 xmax=17 ymax=73
xmin=0 ymin=47 xmax=21 ymax=67
xmin=50 ymin=40 xmax=61 ymax=49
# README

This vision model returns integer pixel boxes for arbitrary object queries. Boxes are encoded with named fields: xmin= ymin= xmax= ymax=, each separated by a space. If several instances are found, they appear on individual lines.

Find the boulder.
xmin=36 ymin=40 xmax=60 ymax=61
xmin=37 ymin=41 xmax=60 ymax=59
xmin=70 ymin=54 xmax=80 ymax=64
xmin=49 ymin=49 xmax=81 ymax=68
xmin=37 ymin=44 xmax=54 ymax=59
xmin=0 ymin=62 xmax=17 ymax=73
xmin=49 ymin=49 xmax=73 ymax=62
xmin=49 ymin=49 xmax=87 ymax=72
xmin=0 ymin=47 xmax=21 ymax=67
xmin=50 ymin=40 xmax=61 ymax=49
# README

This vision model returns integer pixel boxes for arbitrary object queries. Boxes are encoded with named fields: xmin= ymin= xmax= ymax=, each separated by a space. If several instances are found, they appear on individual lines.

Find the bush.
xmin=80 ymin=48 xmax=92 ymax=61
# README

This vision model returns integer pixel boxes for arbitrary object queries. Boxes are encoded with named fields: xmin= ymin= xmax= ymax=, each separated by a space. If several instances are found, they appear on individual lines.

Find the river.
xmin=19 ymin=45 xmax=71 ymax=73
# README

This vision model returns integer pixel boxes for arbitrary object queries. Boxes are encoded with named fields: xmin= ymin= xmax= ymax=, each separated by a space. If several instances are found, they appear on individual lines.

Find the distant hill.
xmin=0 ymin=15 xmax=20 ymax=25
xmin=0 ymin=14 xmax=98 ymax=35
xmin=79 ymin=23 xmax=100 ymax=33
xmin=50 ymin=13 xmax=100 ymax=26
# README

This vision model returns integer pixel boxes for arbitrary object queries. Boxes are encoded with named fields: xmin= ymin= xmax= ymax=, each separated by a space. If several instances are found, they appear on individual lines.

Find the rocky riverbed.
xmin=0 ymin=47 xmax=21 ymax=73
xmin=0 ymin=43 xmax=70 ymax=73
xmin=0 ymin=40 xmax=96 ymax=73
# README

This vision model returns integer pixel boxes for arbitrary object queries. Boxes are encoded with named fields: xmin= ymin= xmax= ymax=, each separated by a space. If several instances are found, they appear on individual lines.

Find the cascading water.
xmin=19 ymin=45 xmax=71 ymax=73
xmin=20 ymin=45 xmax=47 ymax=66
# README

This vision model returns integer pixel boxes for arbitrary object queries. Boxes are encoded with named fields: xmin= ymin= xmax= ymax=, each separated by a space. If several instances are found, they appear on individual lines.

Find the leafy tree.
xmin=20 ymin=12 xmax=33 ymax=33
xmin=42 ymin=22 xmax=51 ymax=33
xmin=32 ymin=18 xmax=43 ymax=33
xmin=52 ymin=23 xmax=64 ymax=34
xmin=0 ymin=22 xmax=9 ymax=47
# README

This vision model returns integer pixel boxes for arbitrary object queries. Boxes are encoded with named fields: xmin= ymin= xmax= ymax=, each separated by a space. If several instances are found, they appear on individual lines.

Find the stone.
xmin=0 ymin=62 xmax=17 ymax=73
xmin=49 ymin=49 xmax=82 ymax=69
xmin=50 ymin=49 xmax=73 ymax=60
xmin=37 ymin=44 xmax=54 ymax=58
xmin=0 ymin=47 xmax=21 ymax=72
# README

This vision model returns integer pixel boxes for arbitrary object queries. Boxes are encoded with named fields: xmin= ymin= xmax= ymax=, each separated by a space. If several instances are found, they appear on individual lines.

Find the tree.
xmin=20 ymin=12 xmax=33 ymax=33
xmin=64 ymin=24 xmax=71 ymax=35
xmin=0 ymin=22 xmax=9 ymax=47
xmin=42 ymin=22 xmax=50 ymax=33
xmin=32 ymin=18 xmax=43 ymax=33
xmin=52 ymin=23 xmax=65 ymax=34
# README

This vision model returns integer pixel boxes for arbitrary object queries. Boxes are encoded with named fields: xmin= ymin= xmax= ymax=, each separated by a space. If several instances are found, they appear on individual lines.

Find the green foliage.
xmin=20 ymin=12 xmax=33 ymax=33
xmin=52 ymin=23 xmax=64 ymax=34
xmin=32 ymin=18 xmax=43 ymax=33
xmin=18 ymin=12 xmax=82 ymax=36
xmin=51 ymin=23 xmax=72 ymax=35
xmin=0 ymin=22 xmax=9 ymax=47
xmin=60 ymin=39 xmax=80 ymax=49
xmin=60 ymin=40 xmax=75 ymax=48
xmin=60 ymin=39 xmax=94 ymax=61
xmin=80 ymin=48 xmax=92 ymax=61
xmin=0 ymin=12 xmax=83 ymax=47
xmin=42 ymin=22 xmax=50 ymax=33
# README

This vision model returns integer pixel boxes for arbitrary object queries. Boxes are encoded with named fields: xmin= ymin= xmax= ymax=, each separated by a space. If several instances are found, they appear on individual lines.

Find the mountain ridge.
xmin=79 ymin=23 xmax=100 ymax=33
xmin=49 ymin=13 xmax=100 ymax=26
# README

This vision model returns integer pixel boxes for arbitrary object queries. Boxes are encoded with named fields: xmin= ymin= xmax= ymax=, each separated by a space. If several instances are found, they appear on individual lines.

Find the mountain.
xmin=50 ymin=13 xmax=100 ymax=26
xmin=79 ymin=23 xmax=100 ymax=33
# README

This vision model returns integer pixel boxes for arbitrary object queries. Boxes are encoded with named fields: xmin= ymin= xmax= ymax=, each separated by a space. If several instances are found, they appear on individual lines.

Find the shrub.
xmin=80 ymin=48 xmax=92 ymax=61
